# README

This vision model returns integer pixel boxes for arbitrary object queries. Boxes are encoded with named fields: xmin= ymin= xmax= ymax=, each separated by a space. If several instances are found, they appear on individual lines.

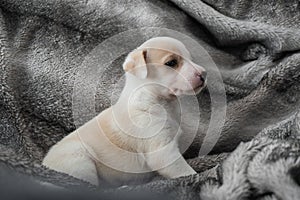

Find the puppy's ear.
xmin=123 ymin=49 xmax=147 ymax=79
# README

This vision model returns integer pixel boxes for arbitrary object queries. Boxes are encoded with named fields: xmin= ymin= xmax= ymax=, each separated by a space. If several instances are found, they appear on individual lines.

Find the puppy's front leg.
xmin=158 ymin=154 xmax=197 ymax=179
xmin=146 ymin=142 xmax=196 ymax=179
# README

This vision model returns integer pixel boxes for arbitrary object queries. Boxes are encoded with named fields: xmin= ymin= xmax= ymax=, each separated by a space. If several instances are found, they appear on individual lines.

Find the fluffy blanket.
xmin=0 ymin=0 xmax=299 ymax=199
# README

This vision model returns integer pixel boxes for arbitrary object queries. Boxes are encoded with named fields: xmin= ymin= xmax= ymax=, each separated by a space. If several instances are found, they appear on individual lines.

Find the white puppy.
xmin=42 ymin=37 xmax=207 ymax=186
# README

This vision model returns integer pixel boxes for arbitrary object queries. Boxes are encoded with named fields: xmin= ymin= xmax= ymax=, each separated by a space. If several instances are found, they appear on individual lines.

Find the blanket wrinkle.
xmin=0 ymin=0 xmax=299 ymax=199
xmin=169 ymin=0 xmax=300 ymax=52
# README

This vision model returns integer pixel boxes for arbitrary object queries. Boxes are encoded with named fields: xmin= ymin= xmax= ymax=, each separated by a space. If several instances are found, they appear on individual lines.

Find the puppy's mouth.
xmin=169 ymin=79 xmax=206 ymax=97
xmin=170 ymin=82 xmax=206 ymax=97
xmin=193 ymin=80 xmax=206 ymax=91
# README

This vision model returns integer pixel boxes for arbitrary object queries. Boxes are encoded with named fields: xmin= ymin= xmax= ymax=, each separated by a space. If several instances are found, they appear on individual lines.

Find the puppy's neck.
xmin=115 ymin=74 xmax=174 ymax=111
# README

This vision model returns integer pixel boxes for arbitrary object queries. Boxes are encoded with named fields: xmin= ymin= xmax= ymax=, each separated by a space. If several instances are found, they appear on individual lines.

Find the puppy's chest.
xmin=114 ymin=113 xmax=181 ymax=152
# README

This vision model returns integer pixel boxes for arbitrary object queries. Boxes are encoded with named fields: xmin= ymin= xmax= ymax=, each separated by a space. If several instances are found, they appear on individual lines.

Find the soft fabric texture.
xmin=0 ymin=0 xmax=299 ymax=199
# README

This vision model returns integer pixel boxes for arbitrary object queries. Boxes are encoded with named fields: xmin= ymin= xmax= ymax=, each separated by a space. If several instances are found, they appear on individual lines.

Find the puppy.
xmin=42 ymin=37 xmax=207 ymax=186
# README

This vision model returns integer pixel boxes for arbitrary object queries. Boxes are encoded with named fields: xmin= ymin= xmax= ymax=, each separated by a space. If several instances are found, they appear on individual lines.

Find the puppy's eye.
xmin=165 ymin=59 xmax=177 ymax=68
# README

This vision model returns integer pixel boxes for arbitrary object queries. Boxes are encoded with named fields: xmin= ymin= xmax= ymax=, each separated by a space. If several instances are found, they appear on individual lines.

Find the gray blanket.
xmin=0 ymin=0 xmax=299 ymax=199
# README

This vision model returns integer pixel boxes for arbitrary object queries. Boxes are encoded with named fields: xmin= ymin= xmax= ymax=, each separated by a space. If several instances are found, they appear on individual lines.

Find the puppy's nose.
xmin=196 ymin=71 xmax=207 ymax=82
xmin=200 ymin=71 xmax=207 ymax=80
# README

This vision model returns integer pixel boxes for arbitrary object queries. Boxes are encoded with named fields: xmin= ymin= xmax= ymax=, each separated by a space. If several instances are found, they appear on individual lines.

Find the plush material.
xmin=0 ymin=0 xmax=299 ymax=199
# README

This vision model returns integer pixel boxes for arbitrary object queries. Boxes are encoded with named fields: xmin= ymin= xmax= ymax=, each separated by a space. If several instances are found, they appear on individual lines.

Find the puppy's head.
xmin=123 ymin=37 xmax=206 ymax=98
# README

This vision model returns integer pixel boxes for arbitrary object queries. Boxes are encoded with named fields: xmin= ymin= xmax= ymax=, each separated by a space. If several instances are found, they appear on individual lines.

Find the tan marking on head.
xmin=145 ymin=48 xmax=183 ymax=71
